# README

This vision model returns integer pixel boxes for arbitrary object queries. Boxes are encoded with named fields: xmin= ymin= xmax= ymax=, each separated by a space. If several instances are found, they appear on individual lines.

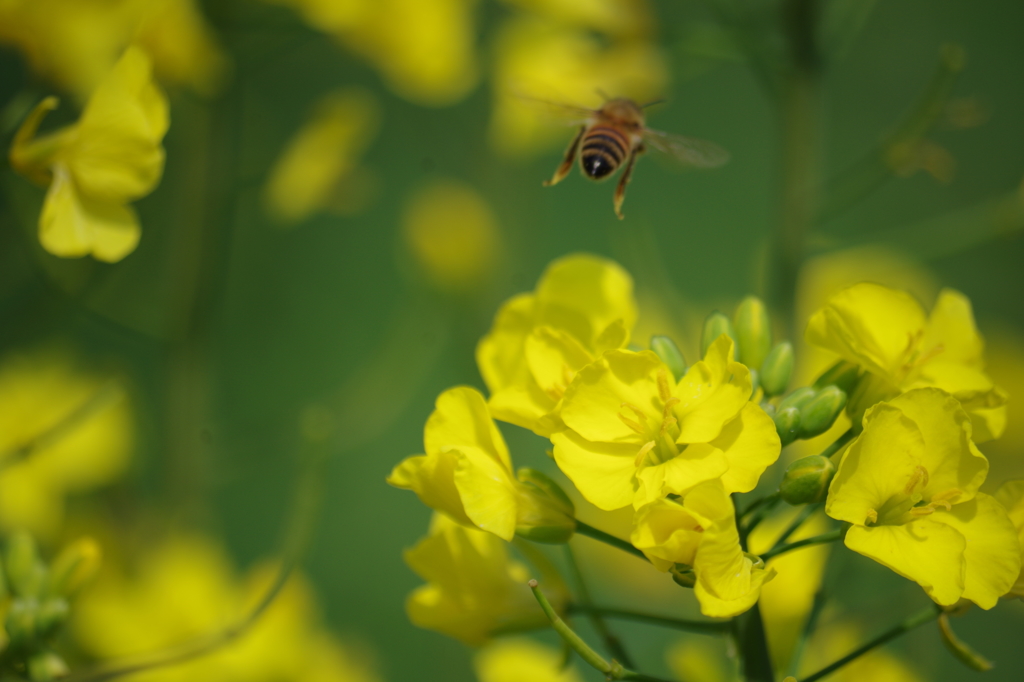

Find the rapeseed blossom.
xmin=552 ymin=336 xmax=779 ymax=510
xmin=9 ymin=47 xmax=169 ymax=262
xmin=74 ymin=534 xmax=380 ymax=682
xmin=826 ymin=388 xmax=1020 ymax=608
xmin=403 ymin=514 xmax=565 ymax=645
xmin=631 ymin=480 xmax=774 ymax=617
xmin=0 ymin=351 xmax=133 ymax=538
xmin=476 ymin=253 xmax=637 ymax=436
xmin=995 ymin=479 xmax=1024 ymax=598
xmin=388 ymin=386 xmax=574 ymax=542
xmin=807 ymin=283 xmax=1007 ymax=441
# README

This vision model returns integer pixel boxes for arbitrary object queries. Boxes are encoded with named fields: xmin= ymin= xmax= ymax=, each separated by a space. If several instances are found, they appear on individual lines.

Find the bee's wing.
xmin=512 ymin=92 xmax=598 ymax=125
xmin=642 ymin=128 xmax=730 ymax=168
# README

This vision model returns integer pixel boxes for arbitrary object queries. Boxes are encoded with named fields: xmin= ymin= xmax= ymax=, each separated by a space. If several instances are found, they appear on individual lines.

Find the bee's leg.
xmin=613 ymin=144 xmax=645 ymax=220
xmin=544 ymin=125 xmax=586 ymax=187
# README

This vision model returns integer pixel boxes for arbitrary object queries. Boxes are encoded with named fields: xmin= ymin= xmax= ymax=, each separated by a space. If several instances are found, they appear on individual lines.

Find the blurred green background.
xmin=1 ymin=0 xmax=1023 ymax=681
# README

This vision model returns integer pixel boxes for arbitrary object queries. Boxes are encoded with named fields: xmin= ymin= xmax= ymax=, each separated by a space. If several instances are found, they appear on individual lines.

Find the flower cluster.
xmin=391 ymin=253 xmax=1023 ymax=675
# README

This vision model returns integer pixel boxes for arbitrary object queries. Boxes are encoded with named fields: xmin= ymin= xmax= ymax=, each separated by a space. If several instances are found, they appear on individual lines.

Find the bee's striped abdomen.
xmin=580 ymin=125 xmax=630 ymax=180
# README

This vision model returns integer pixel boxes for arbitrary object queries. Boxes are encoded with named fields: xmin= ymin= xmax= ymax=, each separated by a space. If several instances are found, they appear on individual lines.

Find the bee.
xmin=531 ymin=95 xmax=730 ymax=219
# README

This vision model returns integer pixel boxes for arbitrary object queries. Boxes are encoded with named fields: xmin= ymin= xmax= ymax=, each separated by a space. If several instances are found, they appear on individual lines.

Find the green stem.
xmin=528 ymin=581 xmax=676 ymax=682
xmin=798 ymin=605 xmax=941 ymax=682
xmin=567 ymin=604 xmax=731 ymax=635
xmin=785 ymin=561 xmax=829 ymax=678
xmin=741 ymin=494 xmax=782 ymax=543
xmin=769 ymin=504 xmax=819 ymax=552
xmin=732 ymin=603 xmax=775 ymax=682
xmin=761 ymin=529 xmax=842 ymax=562
xmin=564 ymin=545 xmax=635 ymax=667
xmin=575 ymin=521 xmax=649 ymax=563
xmin=819 ymin=429 xmax=854 ymax=459
xmin=741 ymin=492 xmax=781 ymax=519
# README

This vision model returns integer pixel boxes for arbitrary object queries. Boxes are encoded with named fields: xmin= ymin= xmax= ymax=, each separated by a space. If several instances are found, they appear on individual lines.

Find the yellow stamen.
xmin=657 ymin=368 xmax=672 ymax=403
xmin=909 ymin=506 xmax=935 ymax=517
xmin=562 ymin=364 xmax=575 ymax=390
xmin=865 ymin=509 xmax=878 ymax=524
xmin=634 ymin=441 xmax=656 ymax=467
xmin=618 ymin=413 xmax=645 ymax=434
xmin=903 ymin=465 xmax=929 ymax=495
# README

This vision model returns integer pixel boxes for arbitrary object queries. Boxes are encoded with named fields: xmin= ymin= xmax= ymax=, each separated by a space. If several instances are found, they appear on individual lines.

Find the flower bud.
xmin=701 ymin=312 xmax=736 ymax=359
xmin=5 ymin=598 xmax=38 ymax=648
xmin=514 ymin=468 xmax=576 ymax=544
xmin=27 ymin=650 xmax=69 ymax=682
xmin=650 ymin=335 xmax=687 ymax=380
xmin=798 ymin=386 xmax=848 ymax=439
xmin=813 ymin=360 xmax=863 ymax=395
xmin=780 ymin=455 xmax=836 ymax=504
xmin=48 ymin=537 xmax=102 ymax=597
xmin=733 ymin=296 xmax=772 ymax=370
xmin=778 ymin=386 xmax=816 ymax=412
xmin=6 ymin=531 xmax=45 ymax=597
xmin=760 ymin=342 xmax=794 ymax=397
xmin=774 ymin=406 xmax=801 ymax=446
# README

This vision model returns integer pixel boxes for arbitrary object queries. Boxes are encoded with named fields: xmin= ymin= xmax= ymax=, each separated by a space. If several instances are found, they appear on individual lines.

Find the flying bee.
xmin=529 ymin=95 xmax=730 ymax=219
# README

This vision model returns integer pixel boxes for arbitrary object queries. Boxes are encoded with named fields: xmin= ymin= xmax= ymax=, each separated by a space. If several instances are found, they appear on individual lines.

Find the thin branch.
xmin=567 ymin=604 xmax=731 ymax=635
xmin=575 ymin=521 xmax=649 ymax=563
xmin=769 ymin=504 xmax=820 ymax=552
xmin=564 ymin=545 xmax=635 ymax=667
xmin=797 ymin=604 xmax=941 ymax=682
xmin=761 ymin=529 xmax=842 ymax=562
xmin=819 ymin=429 xmax=854 ymax=459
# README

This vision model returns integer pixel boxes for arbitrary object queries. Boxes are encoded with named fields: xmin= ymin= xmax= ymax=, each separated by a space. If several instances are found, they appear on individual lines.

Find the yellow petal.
xmin=39 ymin=165 xmax=141 ymax=262
xmin=635 ymin=443 xmax=728 ymax=507
xmin=387 ymin=453 xmax=473 ymax=527
xmin=844 ymin=520 xmax=966 ymax=605
xmin=920 ymin=289 xmax=985 ymax=367
xmin=630 ymin=498 xmax=706 ymax=571
xmin=994 ymin=479 xmax=1024 ymax=598
xmin=930 ymin=493 xmax=1021 ymax=609
xmin=912 ymin=363 xmax=1008 ymax=443
xmin=477 ymin=293 xmax=536 ymax=394
xmin=675 ymin=336 xmax=752 ymax=443
xmin=550 ymin=429 xmax=636 ymax=511
xmin=488 ymin=384 xmax=558 ymax=436
xmin=424 ymin=387 xmax=511 ymax=471
xmin=475 ymin=639 xmax=585 ymax=682
xmin=453 ymin=446 xmax=518 ymax=541
xmin=713 ymin=402 xmax=781 ymax=494
xmin=826 ymin=403 xmax=925 ymax=525
xmin=525 ymin=326 xmax=592 ymax=397
xmin=806 ymin=283 xmax=926 ymax=379
xmin=560 ymin=350 xmax=662 ymax=444
xmin=885 ymin=388 xmax=988 ymax=502
xmin=69 ymin=46 xmax=168 ymax=202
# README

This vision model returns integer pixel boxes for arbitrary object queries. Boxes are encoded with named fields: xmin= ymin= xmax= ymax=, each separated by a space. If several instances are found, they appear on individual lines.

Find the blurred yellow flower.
xmin=474 ymin=638 xmax=585 ymax=682
xmin=978 ymin=328 xmax=1024 ymax=488
xmin=0 ymin=0 xmax=225 ymax=98
xmin=807 ymin=283 xmax=1007 ymax=441
xmin=826 ymin=388 xmax=1020 ymax=608
xmin=74 ymin=534 xmax=380 ymax=682
xmin=477 ymin=253 xmax=637 ymax=436
xmin=0 ymin=351 xmax=133 ymax=539
xmin=9 ymin=47 xmax=169 ymax=262
xmin=631 ymin=480 xmax=774 ymax=617
xmin=489 ymin=16 xmax=667 ymax=156
xmin=402 ymin=179 xmax=501 ymax=292
xmin=552 ymin=337 xmax=779 ymax=510
xmin=799 ymin=622 xmax=927 ymax=682
xmin=266 ymin=0 xmax=479 ymax=106
xmin=666 ymin=639 xmax=732 ymax=682
xmin=500 ymin=0 xmax=652 ymax=38
xmin=404 ymin=513 xmax=565 ymax=645
xmin=388 ymin=386 xmax=575 ymax=542
xmin=995 ymin=479 xmax=1024 ymax=599
xmin=264 ymin=89 xmax=380 ymax=224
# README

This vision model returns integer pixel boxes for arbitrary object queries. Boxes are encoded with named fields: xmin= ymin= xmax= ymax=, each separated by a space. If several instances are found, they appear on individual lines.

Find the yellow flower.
xmin=402 ymin=179 xmax=501 ymax=292
xmin=499 ymin=0 xmax=653 ymax=38
xmin=388 ymin=387 xmax=574 ymax=542
xmin=9 ymin=46 xmax=169 ymax=262
xmin=0 ymin=0 xmax=224 ymax=98
xmin=73 ymin=534 xmax=380 ymax=682
xmin=806 ymin=283 xmax=1007 ymax=442
xmin=994 ymin=479 xmax=1024 ymax=599
xmin=476 ymin=253 xmax=637 ymax=436
xmin=266 ymin=0 xmax=479 ymax=106
xmin=489 ymin=16 xmax=667 ymax=156
xmin=826 ymin=388 xmax=1020 ymax=608
xmin=551 ymin=336 xmax=780 ymax=510
xmin=404 ymin=514 xmax=563 ymax=645
xmin=263 ymin=89 xmax=380 ymax=224
xmin=631 ymin=480 xmax=774 ymax=617
xmin=474 ymin=638 xmax=585 ymax=682
xmin=0 ymin=351 xmax=133 ymax=539
xmin=799 ymin=622 xmax=928 ymax=682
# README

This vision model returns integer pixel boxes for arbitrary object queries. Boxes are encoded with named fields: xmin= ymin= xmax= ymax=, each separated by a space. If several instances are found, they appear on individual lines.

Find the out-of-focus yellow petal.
xmin=388 ymin=452 xmax=473 ymax=527
xmin=264 ymin=89 xmax=380 ymax=224
xmin=424 ymin=387 xmax=511 ymax=471
xmin=631 ymin=497 xmax=706 ymax=571
xmin=995 ymin=479 xmax=1024 ymax=598
xmin=921 ymin=289 xmax=985 ymax=367
xmin=806 ymin=283 xmax=926 ymax=379
xmin=930 ymin=493 xmax=1020 ymax=608
xmin=454 ymin=447 xmax=519 ymax=541
xmin=711 ymin=401 xmax=780 ymax=494
xmin=129 ymin=0 xmax=228 ymax=96
xmin=475 ymin=638 xmax=585 ymax=682
xmin=500 ymin=0 xmax=652 ymax=38
xmin=561 ymin=350 xmax=662 ymax=444
xmin=534 ymin=254 xmax=637 ymax=346
xmin=634 ymin=443 xmax=728 ymax=506
xmin=666 ymin=639 xmax=731 ymax=682
xmin=39 ymin=164 xmax=142 ymax=262
xmin=477 ymin=293 xmax=536 ymax=394
xmin=550 ymin=430 xmax=636 ymax=511
xmin=402 ymin=179 xmax=501 ymax=291
xmin=844 ymin=521 xmax=966 ymax=606
xmin=675 ymin=336 xmax=752 ymax=443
